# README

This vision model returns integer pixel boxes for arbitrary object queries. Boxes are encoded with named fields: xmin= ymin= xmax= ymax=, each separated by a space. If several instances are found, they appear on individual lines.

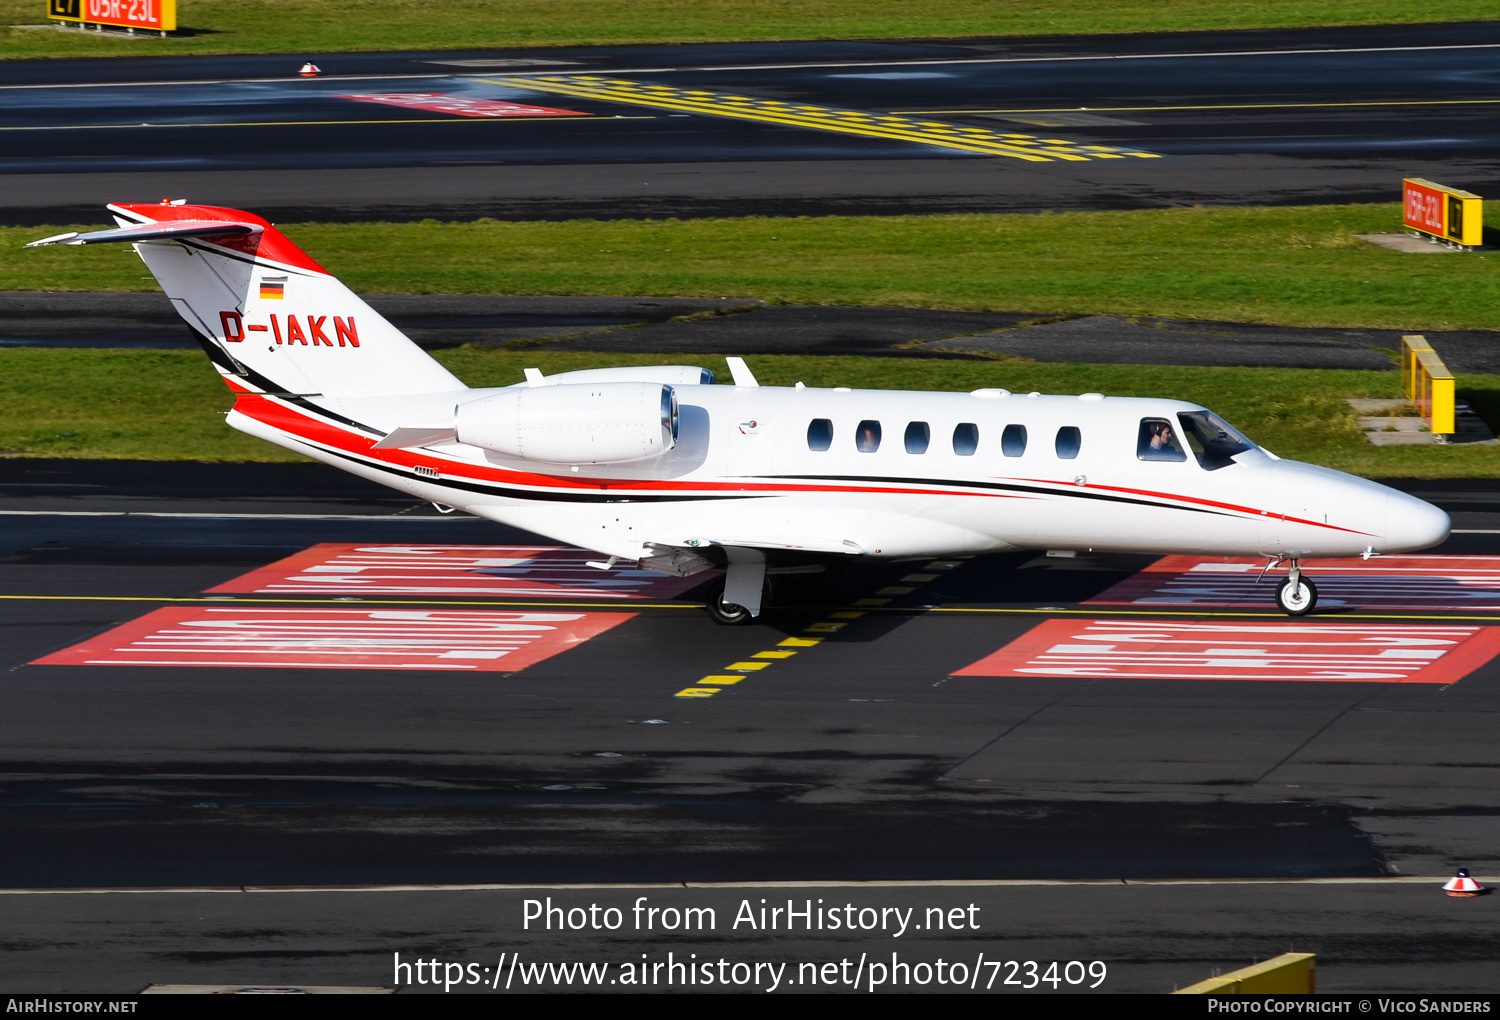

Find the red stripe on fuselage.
xmin=1009 ymin=476 xmax=1374 ymax=536
xmin=232 ymin=393 xmax=1033 ymax=500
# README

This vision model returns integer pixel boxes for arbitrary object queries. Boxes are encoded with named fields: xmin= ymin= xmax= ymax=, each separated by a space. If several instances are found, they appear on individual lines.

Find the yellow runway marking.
xmin=486 ymin=75 xmax=1159 ymax=163
xmin=900 ymin=97 xmax=1500 ymax=116
xmin=674 ymin=608 xmax=860 ymax=699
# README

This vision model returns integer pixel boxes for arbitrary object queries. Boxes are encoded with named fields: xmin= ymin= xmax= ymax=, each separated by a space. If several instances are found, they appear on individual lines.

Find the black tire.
xmin=1275 ymin=575 xmax=1318 ymax=616
xmin=705 ymin=581 xmax=755 ymax=626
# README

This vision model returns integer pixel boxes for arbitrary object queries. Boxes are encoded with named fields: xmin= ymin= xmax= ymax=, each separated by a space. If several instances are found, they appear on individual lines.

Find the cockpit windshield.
xmin=1176 ymin=410 xmax=1257 ymax=470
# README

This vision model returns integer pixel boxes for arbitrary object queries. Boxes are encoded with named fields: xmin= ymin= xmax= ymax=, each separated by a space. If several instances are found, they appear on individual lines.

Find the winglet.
xmin=726 ymin=357 xmax=759 ymax=387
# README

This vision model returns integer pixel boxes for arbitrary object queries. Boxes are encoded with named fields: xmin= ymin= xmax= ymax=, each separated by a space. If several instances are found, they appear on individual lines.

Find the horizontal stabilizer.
xmin=26 ymin=220 xmax=263 ymax=248
xmin=372 ymin=426 xmax=458 ymax=450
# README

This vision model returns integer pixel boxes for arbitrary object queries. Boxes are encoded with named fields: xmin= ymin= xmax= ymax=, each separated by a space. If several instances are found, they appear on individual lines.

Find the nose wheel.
xmin=1274 ymin=561 xmax=1318 ymax=616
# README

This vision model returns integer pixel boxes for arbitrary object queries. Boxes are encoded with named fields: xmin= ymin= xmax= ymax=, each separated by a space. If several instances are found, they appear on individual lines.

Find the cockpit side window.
xmin=1177 ymin=410 xmax=1256 ymax=470
xmin=1137 ymin=418 xmax=1187 ymax=462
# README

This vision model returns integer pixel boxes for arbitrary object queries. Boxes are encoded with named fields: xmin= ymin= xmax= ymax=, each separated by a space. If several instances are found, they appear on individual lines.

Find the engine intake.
xmin=455 ymin=382 xmax=678 ymax=464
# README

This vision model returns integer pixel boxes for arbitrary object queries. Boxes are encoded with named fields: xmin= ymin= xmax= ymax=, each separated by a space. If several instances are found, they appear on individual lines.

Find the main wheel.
xmin=1275 ymin=575 xmax=1318 ymax=616
xmin=705 ymin=585 xmax=754 ymax=626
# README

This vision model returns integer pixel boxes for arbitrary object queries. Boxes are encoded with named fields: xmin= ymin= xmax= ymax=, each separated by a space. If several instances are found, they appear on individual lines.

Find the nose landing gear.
xmin=1273 ymin=559 xmax=1318 ymax=616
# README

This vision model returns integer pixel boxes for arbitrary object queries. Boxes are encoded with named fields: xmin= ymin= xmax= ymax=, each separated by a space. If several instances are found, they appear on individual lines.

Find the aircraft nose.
xmin=1384 ymin=490 xmax=1450 ymax=552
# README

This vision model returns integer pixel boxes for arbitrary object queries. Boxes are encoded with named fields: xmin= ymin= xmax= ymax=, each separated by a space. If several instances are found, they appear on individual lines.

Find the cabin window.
xmin=904 ymin=421 xmax=930 ymax=454
xmin=856 ymin=420 xmax=882 ymax=453
xmin=1177 ymin=410 xmax=1256 ymax=470
xmin=1055 ymin=426 xmax=1081 ymax=460
xmin=1001 ymin=424 xmax=1027 ymax=458
xmin=952 ymin=423 xmax=979 ymax=456
xmin=807 ymin=418 xmax=834 ymax=452
xmin=1137 ymin=418 xmax=1187 ymax=462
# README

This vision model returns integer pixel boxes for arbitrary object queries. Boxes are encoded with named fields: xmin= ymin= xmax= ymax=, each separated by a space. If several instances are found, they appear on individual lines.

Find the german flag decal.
xmin=259 ymin=278 xmax=286 ymax=300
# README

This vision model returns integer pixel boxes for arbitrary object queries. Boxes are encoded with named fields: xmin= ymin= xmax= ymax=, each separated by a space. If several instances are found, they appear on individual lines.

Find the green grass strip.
xmin=4 ymin=347 xmax=1499 ymax=478
xmin=7 ymin=204 xmax=1498 ymax=330
xmin=4 ymin=1 xmax=1495 ymax=59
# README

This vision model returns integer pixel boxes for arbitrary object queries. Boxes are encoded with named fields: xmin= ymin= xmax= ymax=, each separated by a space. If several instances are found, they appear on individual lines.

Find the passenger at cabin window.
xmin=904 ymin=421 xmax=930 ymax=454
xmin=856 ymin=420 xmax=882 ymax=453
xmin=1137 ymin=418 xmax=1187 ymax=462
xmin=807 ymin=418 xmax=834 ymax=452
xmin=1001 ymin=424 xmax=1027 ymax=458
xmin=953 ymin=422 xmax=979 ymax=456
xmin=1055 ymin=426 xmax=1082 ymax=460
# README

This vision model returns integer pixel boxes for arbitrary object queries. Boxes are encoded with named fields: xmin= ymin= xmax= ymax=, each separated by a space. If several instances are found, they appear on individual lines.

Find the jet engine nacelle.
xmin=455 ymin=382 xmax=678 ymax=464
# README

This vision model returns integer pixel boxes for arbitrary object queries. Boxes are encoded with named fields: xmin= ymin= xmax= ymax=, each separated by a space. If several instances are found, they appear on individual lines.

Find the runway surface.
xmin=8 ymin=21 xmax=1500 ymax=992
xmin=3 ymin=459 xmax=1500 ymax=989
xmin=4 ymin=22 xmax=1500 ymax=222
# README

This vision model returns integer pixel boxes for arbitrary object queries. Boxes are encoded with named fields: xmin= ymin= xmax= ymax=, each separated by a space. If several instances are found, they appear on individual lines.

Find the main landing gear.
xmin=704 ymin=548 xmax=767 ymax=626
xmin=1273 ymin=559 xmax=1318 ymax=616
xmin=706 ymin=587 xmax=755 ymax=625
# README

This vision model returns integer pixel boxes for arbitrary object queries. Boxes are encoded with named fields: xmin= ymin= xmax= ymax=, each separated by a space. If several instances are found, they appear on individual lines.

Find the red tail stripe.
xmin=111 ymin=203 xmax=329 ymax=276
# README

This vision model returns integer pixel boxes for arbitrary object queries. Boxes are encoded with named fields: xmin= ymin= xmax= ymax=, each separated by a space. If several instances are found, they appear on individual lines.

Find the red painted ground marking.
xmin=1087 ymin=555 xmax=1500 ymax=610
xmin=32 ymin=607 xmax=631 ymax=672
xmin=338 ymin=93 xmax=588 ymax=117
xmin=206 ymin=544 xmax=713 ymax=600
xmin=952 ymin=619 xmax=1500 ymax=683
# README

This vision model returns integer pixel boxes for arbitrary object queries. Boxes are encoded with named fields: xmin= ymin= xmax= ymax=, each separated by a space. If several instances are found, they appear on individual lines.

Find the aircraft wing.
xmin=674 ymin=536 xmax=865 ymax=555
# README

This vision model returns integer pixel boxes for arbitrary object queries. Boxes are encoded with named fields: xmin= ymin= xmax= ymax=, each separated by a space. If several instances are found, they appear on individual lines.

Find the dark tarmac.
xmin=2 ymin=460 xmax=1500 ymax=990
xmin=11 ymin=291 xmax=1500 ymax=371
xmin=7 ymin=21 xmax=1500 ymax=993
xmin=4 ymin=22 xmax=1500 ymax=223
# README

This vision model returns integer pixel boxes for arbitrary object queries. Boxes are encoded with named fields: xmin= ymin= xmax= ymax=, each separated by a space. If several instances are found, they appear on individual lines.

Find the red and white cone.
xmin=298 ymin=62 xmax=321 ymax=77
xmin=1443 ymin=868 xmax=1484 ymax=897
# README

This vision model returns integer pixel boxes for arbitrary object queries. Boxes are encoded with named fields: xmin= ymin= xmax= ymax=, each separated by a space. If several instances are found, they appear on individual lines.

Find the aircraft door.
xmin=728 ymin=411 xmax=775 ymax=478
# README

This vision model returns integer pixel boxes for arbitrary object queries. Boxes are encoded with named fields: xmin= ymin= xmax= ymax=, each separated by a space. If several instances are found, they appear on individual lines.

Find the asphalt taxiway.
xmin=3 ymin=460 xmax=1500 ymax=990
xmin=12 ymin=291 xmax=1500 ymax=372
xmin=4 ymin=22 xmax=1500 ymax=223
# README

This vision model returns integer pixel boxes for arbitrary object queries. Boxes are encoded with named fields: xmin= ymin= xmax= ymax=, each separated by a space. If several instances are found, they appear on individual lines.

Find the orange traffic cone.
xmin=299 ymin=62 xmax=321 ymax=77
xmin=1443 ymin=868 xmax=1484 ymax=897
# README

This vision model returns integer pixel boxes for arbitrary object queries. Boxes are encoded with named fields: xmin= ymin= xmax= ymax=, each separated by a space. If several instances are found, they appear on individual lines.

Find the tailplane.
xmin=30 ymin=202 xmax=463 ymax=399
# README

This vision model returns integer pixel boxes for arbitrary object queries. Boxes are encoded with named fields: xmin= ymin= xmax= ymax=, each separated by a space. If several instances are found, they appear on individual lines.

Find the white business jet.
xmin=29 ymin=203 xmax=1450 ymax=622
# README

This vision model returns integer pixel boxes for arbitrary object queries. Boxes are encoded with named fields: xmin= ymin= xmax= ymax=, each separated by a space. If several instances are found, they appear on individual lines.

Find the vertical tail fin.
xmin=87 ymin=203 xmax=464 ymax=398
